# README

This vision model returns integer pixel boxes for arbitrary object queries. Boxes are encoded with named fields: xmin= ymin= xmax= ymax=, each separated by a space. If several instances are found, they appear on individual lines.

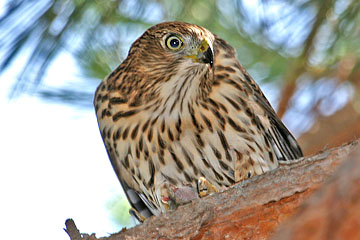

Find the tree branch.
xmin=65 ymin=140 xmax=358 ymax=240
xmin=271 ymin=143 xmax=360 ymax=239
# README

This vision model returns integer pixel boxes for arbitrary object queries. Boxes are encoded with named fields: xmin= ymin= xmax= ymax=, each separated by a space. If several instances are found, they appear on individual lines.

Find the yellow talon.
xmin=129 ymin=208 xmax=147 ymax=223
xmin=197 ymin=177 xmax=218 ymax=198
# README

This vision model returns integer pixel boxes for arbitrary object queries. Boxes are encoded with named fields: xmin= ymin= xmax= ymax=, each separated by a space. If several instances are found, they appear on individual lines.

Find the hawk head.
xmin=113 ymin=22 xmax=218 ymax=114
xmin=129 ymin=22 xmax=215 ymax=71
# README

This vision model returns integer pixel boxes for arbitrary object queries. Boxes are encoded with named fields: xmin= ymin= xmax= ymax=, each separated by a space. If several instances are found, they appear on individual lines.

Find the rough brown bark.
xmin=271 ymin=144 xmax=360 ymax=240
xmin=65 ymin=140 xmax=359 ymax=240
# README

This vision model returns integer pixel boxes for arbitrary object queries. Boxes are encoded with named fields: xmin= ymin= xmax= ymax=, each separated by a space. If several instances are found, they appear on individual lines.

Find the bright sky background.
xmin=0 ymin=51 xmax=133 ymax=240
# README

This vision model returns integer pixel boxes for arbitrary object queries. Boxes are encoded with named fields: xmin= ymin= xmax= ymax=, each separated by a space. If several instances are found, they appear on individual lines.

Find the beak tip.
xmin=199 ymin=47 xmax=214 ymax=68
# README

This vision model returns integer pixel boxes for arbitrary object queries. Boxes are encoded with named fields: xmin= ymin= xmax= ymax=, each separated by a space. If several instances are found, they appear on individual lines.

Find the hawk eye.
xmin=166 ymin=35 xmax=183 ymax=51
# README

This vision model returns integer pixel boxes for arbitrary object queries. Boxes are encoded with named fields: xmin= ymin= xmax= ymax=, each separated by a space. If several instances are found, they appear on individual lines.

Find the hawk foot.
xmin=161 ymin=195 xmax=177 ymax=211
xmin=197 ymin=177 xmax=218 ymax=198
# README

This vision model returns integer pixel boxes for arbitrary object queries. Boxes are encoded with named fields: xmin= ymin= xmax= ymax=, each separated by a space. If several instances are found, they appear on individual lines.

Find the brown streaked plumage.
xmin=94 ymin=21 xmax=303 ymax=221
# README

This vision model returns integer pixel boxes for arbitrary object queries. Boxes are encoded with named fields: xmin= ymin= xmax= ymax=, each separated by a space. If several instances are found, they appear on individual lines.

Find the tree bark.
xmin=271 ymin=144 xmax=360 ymax=240
xmin=65 ymin=140 xmax=359 ymax=240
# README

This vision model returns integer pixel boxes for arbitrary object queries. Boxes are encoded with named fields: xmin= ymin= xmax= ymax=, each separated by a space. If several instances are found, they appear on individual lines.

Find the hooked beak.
xmin=186 ymin=39 xmax=214 ymax=68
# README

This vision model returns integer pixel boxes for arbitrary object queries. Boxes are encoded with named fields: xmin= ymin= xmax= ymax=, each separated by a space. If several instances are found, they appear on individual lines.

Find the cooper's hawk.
xmin=94 ymin=22 xmax=303 ymax=222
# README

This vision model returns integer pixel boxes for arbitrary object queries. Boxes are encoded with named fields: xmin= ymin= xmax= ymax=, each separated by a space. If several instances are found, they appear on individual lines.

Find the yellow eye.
xmin=166 ymin=35 xmax=183 ymax=50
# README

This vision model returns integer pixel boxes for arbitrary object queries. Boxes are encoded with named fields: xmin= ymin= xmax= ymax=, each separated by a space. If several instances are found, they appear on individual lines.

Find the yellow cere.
xmin=199 ymin=39 xmax=209 ymax=53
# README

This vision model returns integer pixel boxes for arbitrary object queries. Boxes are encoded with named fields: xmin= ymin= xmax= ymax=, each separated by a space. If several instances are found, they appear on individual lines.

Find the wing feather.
xmin=107 ymin=147 xmax=154 ymax=221
xmin=214 ymin=36 xmax=303 ymax=161
xmin=254 ymin=91 xmax=303 ymax=160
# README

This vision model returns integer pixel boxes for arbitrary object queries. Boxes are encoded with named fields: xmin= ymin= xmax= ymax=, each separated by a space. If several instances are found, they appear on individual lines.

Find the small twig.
xmin=64 ymin=219 xmax=82 ymax=240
